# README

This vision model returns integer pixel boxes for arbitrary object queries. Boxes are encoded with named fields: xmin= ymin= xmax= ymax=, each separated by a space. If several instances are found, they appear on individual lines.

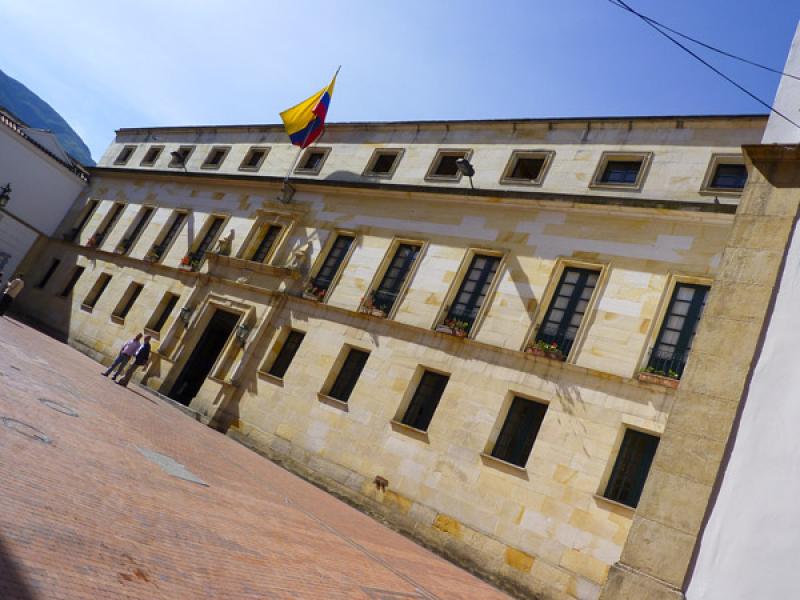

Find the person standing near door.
xmin=116 ymin=335 xmax=152 ymax=388
xmin=0 ymin=274 xmax=24 ymax=317
xmin=102 ymin=333 xmax=142 ymax=379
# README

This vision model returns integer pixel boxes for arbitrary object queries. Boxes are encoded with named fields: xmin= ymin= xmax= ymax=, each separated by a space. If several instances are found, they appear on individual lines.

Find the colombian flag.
xmin=280 ymin=72 xmax=338 ymax=149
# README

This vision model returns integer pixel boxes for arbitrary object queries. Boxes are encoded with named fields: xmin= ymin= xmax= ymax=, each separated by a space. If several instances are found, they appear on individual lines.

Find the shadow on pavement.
xmin=0 ymin=534 xmax=38 ymax=600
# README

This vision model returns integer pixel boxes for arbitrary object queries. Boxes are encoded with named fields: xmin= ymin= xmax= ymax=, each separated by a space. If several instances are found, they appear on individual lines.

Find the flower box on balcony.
xmin=524 ymin=341 xmax=565 ymax=361
xmin=436 ymin=319 xmax=469 ymax=338
xmin=303 ymin=284 xmax=327 ymax=302
xmin=637 ymin=371 xmax=679 ymax=389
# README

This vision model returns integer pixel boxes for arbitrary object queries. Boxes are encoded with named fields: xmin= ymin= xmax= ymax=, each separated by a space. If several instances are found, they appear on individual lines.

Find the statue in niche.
xmin=286 ymin=241 xmax=311 ymax=273
xmin=214 ymin=229 xmax=235 ymax=256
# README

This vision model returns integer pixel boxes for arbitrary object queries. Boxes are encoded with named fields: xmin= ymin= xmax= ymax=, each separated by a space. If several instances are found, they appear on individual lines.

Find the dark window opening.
xmin=535 ymin=267 xmax=599 ymax=358
xmin=710 ymin=163 xmax=747 ymax=190
xmin=36 ymin=259 xmax=60 ymax=289
xmin=67 ymin=199 xmax=99 ymax=242
xmin=491 ymin=397 xmax=548 ymax=468
xmin=141 ymin=146 xmax=163 ymax=165
xmin=250 ymin=225 xmax=282 ymax=263
xmin=113 ymin=283 xmax=144 ymax=320
xmin=119 ymin=207 xmax=154 ymax=254
xmin=189 ymin=216 xmax=225 ymax=266
xmin=311 ymin=235 xmax=354 ymax=294
xmin=368 ymin=152 xmax=400 ymax=175
xmin=509 ymin=157 xmax=545 ymax=181
xmin=599 ymin=160 xmax=642 ymax=185
xmin=369 ymin=243 xmax=420 ymax=315
xmin=90 ymin=203 xmax=125 ymax=247
xmin=240 ymin=148 xmax=267 ymax=170
xmin=60 ymin=267 xmax=85 ymax=297
xmin=299 ymin=151 xmax=326 ymax=172
xmin=268 ymin=330 xmax=305 ymax=379
xmin=203 ymin=148 xmax=228 ymax=167
xmin=604 ymin=429 xmax=659 ymax=508
xmin=444 ymin=254 xmax=500 ymax=334
xmin=401 ymin=371 xmax=449 ymax=432
xmin=149 ymin=293 xmax=179 ymax=333
xmin=432 ymin=153 xmax=467 ymax=177
xmin=169 ymin=146 xmax=193 ymax=167
xmin=114 ymin=146 xmax=135 ymax=165
xmin=648 ymin=283 xmax=709 ymax=379
xmin=328 ymin=348 xmax=369 ymax=403
xmin=150 ymin=212 xmax=187 ymax=261
xmin=83 ymin=273 xmax=112 ymax=309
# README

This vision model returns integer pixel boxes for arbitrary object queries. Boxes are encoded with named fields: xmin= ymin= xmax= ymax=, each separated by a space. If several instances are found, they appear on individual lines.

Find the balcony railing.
xmin=436 ymin=308 xmax=477 ymax=338
xmin=532 ymin=329 xmax=574 ymax=361
xmin=646 ymin=348 xmax=689 ymax=379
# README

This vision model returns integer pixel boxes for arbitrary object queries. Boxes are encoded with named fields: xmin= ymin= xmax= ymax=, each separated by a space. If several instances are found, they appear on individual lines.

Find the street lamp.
xmin=455 ymin=158 xmax=475 ymax=189
xmin=0 ymin=183 xmax=11 ymax=208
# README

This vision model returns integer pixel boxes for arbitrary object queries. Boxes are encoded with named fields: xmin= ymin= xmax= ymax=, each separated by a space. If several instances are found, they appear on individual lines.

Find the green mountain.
xmin=0 ymin=68 xmax=94 ymax=166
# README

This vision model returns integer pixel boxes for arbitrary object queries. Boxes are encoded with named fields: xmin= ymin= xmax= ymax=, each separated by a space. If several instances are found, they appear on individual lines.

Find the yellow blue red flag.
xmin=280 ymin=71 xmax=338 ymax=148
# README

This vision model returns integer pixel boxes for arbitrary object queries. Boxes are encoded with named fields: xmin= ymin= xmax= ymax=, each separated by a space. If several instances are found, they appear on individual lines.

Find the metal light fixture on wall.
xmin=179 ymin=305 xmax=193 ymax=325
xmin=455 ymin=158 xmax=475 ymax=189
xmin=235 ymin=322 xmax=252 ymax=347
xmin=170 ymin=151 xmax=188 ymax=172
xmin=0 ymin=183 xmax=11 ymax=208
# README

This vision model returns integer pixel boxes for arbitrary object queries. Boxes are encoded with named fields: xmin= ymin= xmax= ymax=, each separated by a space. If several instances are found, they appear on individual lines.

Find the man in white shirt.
xmin=0 ymin=274 xmax=24 ymax=316
xmin=102 ymin=333 xmax=142 ymax=380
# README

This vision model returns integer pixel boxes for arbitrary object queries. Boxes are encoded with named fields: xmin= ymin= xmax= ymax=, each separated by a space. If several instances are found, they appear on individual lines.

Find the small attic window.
xmin=114 ymin=146 xmax=136 ymax=165
xmin=140 ymin=146 xmax=163 ymax=166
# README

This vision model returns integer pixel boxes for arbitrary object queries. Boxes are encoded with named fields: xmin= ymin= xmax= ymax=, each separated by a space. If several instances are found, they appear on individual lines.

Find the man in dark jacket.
xmin=116 ymin=335 xmax=151 ymax=387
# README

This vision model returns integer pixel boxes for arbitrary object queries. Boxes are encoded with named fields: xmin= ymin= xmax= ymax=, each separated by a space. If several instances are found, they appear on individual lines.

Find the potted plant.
xmin=303 ymin=283 xmax=327 ymax=302
xmin=361 ymin=292 xmax=387 ymax=317
xmin=85 ymin=233 xmax=102 ymax=248
xmin=637 ymin=367 xmax=680 ymax=389
xmin=524 ymin=340 xmax=565 ymax=361
xmin=441 ymin=318 xmax=469 ymax=337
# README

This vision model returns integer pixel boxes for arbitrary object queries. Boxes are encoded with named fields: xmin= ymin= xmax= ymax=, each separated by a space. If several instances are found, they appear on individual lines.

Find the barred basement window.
xmin=82 ymin=273 xmax=112 ymax=309
xmin=118 ymin=207 xmax=154 ymax=255
xmin=363 ymin=149 xmax=403 ymax=177
xmin=147 ymin=293 xmax=180 ymax=333
xmin=250 ymin=225 xmax=283 ymax=263
xmin=114 ymin=145 xmax=136 ymax=165
xmin=59 ymin=267 xmax=85 ymax=297
xmin=140 ymin=146 xmax=163 ymax=166
xmin=604 ymin=429 xmax=660 ymax=508
xmin=368 ymin=243 xmax=420 ymax=316
xmin=36 ymin=259 xmax=60 ymax=289
xmin=648 ymin=283 xmax=709 ymax=379
xmin=202 ymin=146 xmax=230 ymax=169
xmin=239 ymin=147 xmax=269 ymax=171
xmin=268 ymin=330 xmax=305 ymax=379
xmin=310 ymin=234 xmax=354 ymax=296
xmin=327 ymin=348 xmax=370 ymax=403
xmin=534 ymin=267 xmax=599 ymax=359
xmin=442 ymin=253 xmax=501 ymax=335
xmin=112 ymin=283 xmax=144 ymax=321
xmin=401 ymin=371 xmax=449 ymax=432
xmin=491 ymin=397 xmax=548 ymax=468
xmin=710 ymin=163 xmax=747 ymax=190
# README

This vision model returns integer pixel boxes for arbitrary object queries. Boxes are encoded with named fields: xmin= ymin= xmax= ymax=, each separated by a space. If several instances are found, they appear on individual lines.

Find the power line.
xmin=608 ymin=0 xmax=800 ymax=82
xmin=608 ymin=0 xmax=800 ymax=130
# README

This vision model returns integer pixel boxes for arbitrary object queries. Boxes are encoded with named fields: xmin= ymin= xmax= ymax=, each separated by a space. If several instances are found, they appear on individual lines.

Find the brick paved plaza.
xmin=0 ymin=317 xmax=511 ymax=600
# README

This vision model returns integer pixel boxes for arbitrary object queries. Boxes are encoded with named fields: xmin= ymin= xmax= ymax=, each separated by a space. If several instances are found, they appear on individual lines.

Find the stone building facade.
xmin=17 ymin=115 xmax=766 ymax=599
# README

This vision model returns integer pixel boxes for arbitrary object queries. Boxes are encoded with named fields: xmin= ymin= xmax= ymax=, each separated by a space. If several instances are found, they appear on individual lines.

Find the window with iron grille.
xmin=113 ymin=283 xmax=144 ymax=320
xmin=535 ymin=267 xmax=599 ymax=358
xmin=239 ymin=147 xmax=268 ymax=170
xmin=491 ymin=397 xmax=548 ymax=468
xmin=140 ymin=146 xmax=163 ymax=166
xmin=444 ymin=254 xmax=501 ymax=334
xmin=268 ymin=330 xmax=305 ymax=379
xmin=599 ymin=160 xmax=642 ymax=185
xmin=36 ymin=259 xmax=60 ymax=289
xmin=604 ymin=429 xmax=659 ymax=508
xmin=114 ymin=145 xmax=136 ymax=165
xmin=60 ymin=267 xmax=85 ymax=297
xmin=311 ymin=235 xmax=354 ymax=293
xmin=148 ymin=293 xmax=179 ymax=333
xmin=369 ymin=243 xmax=420 ymax=315
xmin=250 ymin=225 xmax=282 ymax=263
xmin=401 ymin=371 xmax=449 ymax=432
xmin=83 ymin=273 xmax=112 ymax=309
xmin=647 ymin=283 xmax=709 ymax=378
xmin=327 ymin=348 xmax=369 ymax=402
xmin=119 ymin=207 xmax=154 ymax=254
xmin=191 ymin=216 xmax=225 ymax=263
xmin=710 ymin=164 xmax=747 ymax=190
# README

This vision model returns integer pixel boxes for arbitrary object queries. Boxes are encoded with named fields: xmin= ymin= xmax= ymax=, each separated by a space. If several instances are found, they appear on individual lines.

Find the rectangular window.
xmin=401 ymin=371 xmax=449 ymax=432
xmin=295 ymin=148 xmax=330 ymax=174
xmin=112 ymin=282 xmax=144 ymax=321
xmin=363 ymin=149 xmax=403 ymax=177
xmin=368 ymin=243 xmax=420 ymax=316
xmin=250 ymin=225 xmax=283 ymax=263
xmin=60 ymin=266 xmax=85 ymax=297
xmin=310 ymin=234 xmax=354 ymax=295
xmin=267 ymin=330 xmax=305 ymax=379
xmin=82 ymin=273 xmax=112 ymax=309
xmin=189 ymin=216 xmax=225 ymax=266
xmin=36 ymin=259 xmax=60 ymax=289
xmin=648 ymin=283 xmax=709 ymax=378
xmin=535 ymin=267 xmax=599 ymax=358
xmin=90 ymin=203 xmax=125 ymax=246
xmin=599 ymin=160 xmax=642 ymax=185
xmin=491 ymin=397 xmax=548 ymax=468
xmin=426 ymin=150 xmax=471 ymax=180
xmin=444 ymin=253 xmax=501 ymax=334
xmin=149 ymin=211 xmax=187 ymax=262
xmin=140 ymin=146 xmax=163 ymax=166
xmin=169 ymin=146 xmax=194 ymax=168
xmin=327 ymin=348 xmax=369 ymax=403
xmin=202 ymin=146 xmax=229 ymax=169
xmin=147 ymin=293 xmax=179 ymax=333
xmin=114 ymin=145 xmax=136 ymax=165
xmin=710 ymin=164 xmax=747 ymax=190
xmin=118 ymin=207 xmax=154 ymax=254
xmin=67 ymin=199 xmax=99 ymax=242
xmin=239 ymin=147 xmax=269 ymax=171
xmin=604 ymin=429 xmax=660 ymax=508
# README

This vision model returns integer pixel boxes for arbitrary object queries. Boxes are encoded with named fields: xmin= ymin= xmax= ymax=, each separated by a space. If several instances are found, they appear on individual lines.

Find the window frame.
xmin=114 ymin=145 xmax=136 ymax=166
xmin=395 ymin=367 xmax=450 ymax=434
xmin=425 ymin=149 xmax=473 ymax=182
xmin=201 ymin=146 xmax=231 ymax=170
xmin=485 ymin=393 xmax=549 ymax=470
xmin=148 ymin=209 xmax=189 ymax=264
xmin=306 ymin=231 xmax=358 ymax=302
xmin=700 ymin=154 xmax=747 ymax=196
xmin=361 ymin=238 xmax=426 ymax=319
xmin=238 ymin=213 xmax=293 ymax=265
xmin=362 ymin=148 xmax=405 ymax=179
xmin=89 ymin=202 xmax=126 ymax=248
xmin=321 ymin=346 xmax=370 ymax=405
xmin=111 ymin=281 xmax=144 ymax=324
xmin=499 ymin=150 xmax=555 ymax=186
xmin=145 ymin=292 xmax=180 ymax=337
xmin=238 ymin=146 xmax=270 ymax=171
xmin=168 ymin=145 xmax=195 ymax=168
xmin=116 ymin=205 xmax=155 ymax=255
xmin=35 ymin=258 xmax=61 ymax=289
xmin=81 ymin=273 xmax=112 ymax=311
xmin=188 ymin=214 xmax=228 ymax=268
xmin=140 ymin=145 xmax=164 ymax=166
xmin=602 ymin=426 xmax=660 ymax=509
xmin=59 ymin=266 xmax=85 ymax=298
xmin=294 ymin=147 xmax=331 ymax=175
xmin=261 ymin=328 xmax=306 ymax=381
xmin=589 ymin=151 xmax=653 ymax=191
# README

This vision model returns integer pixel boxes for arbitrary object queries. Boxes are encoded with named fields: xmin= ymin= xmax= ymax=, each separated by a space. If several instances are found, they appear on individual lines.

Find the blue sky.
xmin=2 ymin=0 xmax=798 ymax=161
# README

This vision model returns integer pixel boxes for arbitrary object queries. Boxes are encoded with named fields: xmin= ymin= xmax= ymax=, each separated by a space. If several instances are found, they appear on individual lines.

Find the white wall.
xmin=763 ymin=23 xmax=800 ymax=144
